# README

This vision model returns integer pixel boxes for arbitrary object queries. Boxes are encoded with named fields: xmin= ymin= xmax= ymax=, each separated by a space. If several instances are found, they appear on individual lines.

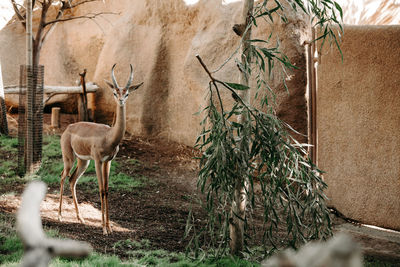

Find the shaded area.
xmin=142 ymin=32 xmax=170 ymax=136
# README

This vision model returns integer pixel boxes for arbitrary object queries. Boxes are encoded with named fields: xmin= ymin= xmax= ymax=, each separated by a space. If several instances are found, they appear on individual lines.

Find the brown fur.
xmin=58 ymin=65 xmax=143 ymax=235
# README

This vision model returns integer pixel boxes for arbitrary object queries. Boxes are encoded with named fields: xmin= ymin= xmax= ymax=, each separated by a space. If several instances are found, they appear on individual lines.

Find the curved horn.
xmin=111 ymin=64 xmax=120 ymax=88
xmin=125 ymin=64 xmax=134 ymax=89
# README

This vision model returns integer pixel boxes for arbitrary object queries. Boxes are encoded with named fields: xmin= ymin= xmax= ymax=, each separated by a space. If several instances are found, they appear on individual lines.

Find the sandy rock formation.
xmin=0 ymin=0 xmax=310 ymax=146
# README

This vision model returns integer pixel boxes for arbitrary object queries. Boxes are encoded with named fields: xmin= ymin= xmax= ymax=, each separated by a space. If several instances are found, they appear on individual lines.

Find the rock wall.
xmin=318 ymin=25 xmax=400 ymax=230
xmin=0 ymin=0 xmax=310 ymax=146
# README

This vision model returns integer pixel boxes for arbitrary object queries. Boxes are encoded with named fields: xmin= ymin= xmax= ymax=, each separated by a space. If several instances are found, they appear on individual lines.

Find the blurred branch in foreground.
xmin=262 ymin=234 xmax=363 ymax=267
xmin=17 ymin=180 xmax=92 ymax=267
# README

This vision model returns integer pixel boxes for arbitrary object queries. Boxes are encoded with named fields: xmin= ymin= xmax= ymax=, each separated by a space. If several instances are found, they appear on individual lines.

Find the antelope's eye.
xmin=113 ymin=91 xmax=118 ymax=97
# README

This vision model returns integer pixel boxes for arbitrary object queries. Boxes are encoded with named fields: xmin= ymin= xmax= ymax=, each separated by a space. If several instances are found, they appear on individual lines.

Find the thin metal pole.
xmin=311 ymin=27 xmax=318 ymax=165
xmin=307 ymin=27 xmax=318 ymax=165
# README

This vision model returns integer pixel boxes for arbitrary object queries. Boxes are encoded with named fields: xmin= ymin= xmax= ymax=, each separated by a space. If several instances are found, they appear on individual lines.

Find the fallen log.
xmin=4 ymin=82 xmax=99 ymax=94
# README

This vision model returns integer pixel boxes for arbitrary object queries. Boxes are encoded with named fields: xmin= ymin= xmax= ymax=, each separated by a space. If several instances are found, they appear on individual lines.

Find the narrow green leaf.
xmin=334 ymin=1 xmax=343 ymax=20
xmin=224 ymin=82 xmax=250 ymax=91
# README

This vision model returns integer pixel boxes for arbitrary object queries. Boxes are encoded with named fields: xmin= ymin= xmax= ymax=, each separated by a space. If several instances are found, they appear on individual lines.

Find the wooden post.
xmin=79 ymin=69 xmax=89 ymax=121
xmin=51 ymin=107 xmax=60 ymax=128
xmin=0 ymin=62 xmax=8 ymax=135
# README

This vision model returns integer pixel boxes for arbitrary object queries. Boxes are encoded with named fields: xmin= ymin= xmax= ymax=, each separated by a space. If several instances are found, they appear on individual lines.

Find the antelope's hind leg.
xmin=59 ymin=159 xmax=74 ymax=222
xmin=69 ymin=158 xmax=90 ymax=223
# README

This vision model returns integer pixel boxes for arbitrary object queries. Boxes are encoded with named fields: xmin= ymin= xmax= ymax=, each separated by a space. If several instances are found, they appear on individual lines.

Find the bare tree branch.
xmin=70 ymin=0 xmax=102 ymax=9
xmin=43 ymin=12 xmax=118 ymax=26
xmin=11 ymin=0 xmax=26 ymax=28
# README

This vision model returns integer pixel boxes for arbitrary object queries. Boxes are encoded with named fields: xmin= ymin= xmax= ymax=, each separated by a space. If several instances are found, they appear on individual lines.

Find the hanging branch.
xmin=187 ymin=0 xmax=342 ymax=258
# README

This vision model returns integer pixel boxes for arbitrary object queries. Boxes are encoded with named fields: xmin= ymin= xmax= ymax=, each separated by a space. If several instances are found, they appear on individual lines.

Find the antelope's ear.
xmin=104 ymin=79 xmax=114 ymax=89
xmin=129 ymin=82 xmax=144 ymax=91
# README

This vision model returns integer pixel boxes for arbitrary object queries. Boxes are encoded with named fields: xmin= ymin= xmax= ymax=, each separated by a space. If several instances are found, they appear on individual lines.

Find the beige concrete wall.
xmin=318 ymin=25 xmax=400 ymax=230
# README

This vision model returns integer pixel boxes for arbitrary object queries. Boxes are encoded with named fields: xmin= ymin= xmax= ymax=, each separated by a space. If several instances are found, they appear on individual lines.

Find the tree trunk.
xmin=229 ymin=0 xmax=254 ymax=256
xmin=25 ymin=0 xmax=34 ymax=173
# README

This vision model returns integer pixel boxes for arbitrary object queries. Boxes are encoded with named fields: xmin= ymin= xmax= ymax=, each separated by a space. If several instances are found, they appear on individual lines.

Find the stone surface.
xmin=337 ymin=223 xmax=400 ymax=263
xmin=0 ymin=0 xmax=309 ymax=145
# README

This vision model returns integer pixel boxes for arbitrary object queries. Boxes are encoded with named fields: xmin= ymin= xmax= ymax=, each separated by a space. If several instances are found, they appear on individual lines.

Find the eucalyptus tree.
xmin=186 ymin=0 xmax=343 ymax=257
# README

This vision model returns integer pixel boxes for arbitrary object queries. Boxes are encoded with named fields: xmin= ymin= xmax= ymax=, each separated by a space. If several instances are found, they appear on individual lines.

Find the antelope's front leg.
xmin=103 ymin=160 xmax=112 ymax=234
xmin=94 ymin=160 xmax=107 ymax=235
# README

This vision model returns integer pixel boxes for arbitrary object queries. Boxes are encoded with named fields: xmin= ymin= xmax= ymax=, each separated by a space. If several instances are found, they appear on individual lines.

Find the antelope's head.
xmin=105 ymin=64 xmax=143 ymax=106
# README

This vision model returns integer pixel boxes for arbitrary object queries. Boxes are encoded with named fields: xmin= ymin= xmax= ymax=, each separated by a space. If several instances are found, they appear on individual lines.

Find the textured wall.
xmin=318 ymin=25 xmax=400 ymax=230
xmin=0 ymin=0 xmax=309 ymax=146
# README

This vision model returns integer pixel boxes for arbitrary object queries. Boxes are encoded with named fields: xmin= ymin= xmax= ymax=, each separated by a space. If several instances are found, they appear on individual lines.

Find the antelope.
xmin=58 ymin=64 xmax=143 ymax=235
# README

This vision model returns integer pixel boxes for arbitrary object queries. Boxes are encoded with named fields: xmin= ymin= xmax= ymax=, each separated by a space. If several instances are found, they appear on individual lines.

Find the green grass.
xmin=0 ymin=161 xmax=18 ymax=178
xmin=0 ymin=135 xmax=19 ymax=179
xmin=0 ymin=211 xmax=259 ymax=267
xmin=0 ymin=135 xmax=147 ymax=192
xmin=34 ymin=135 xmax=149 ymax=192
xmin=364 ymin=256 xmax=400 ymax=267
xmin=77 ymin=172 xmax=147 ymax=192
xmin=0 ymin=135 xmax=18 ymax=153
xmin=110 ymin=239 xmax=259 ymax=267
xmin=0 ymin=213 xmax=23 ymax=265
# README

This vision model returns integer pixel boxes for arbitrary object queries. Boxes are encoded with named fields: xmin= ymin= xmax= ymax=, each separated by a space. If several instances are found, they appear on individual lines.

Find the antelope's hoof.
xmin=107 ymin=225 xmax=113 ymax=234
xmin=77 ymin=216 xmax=86 ymax=224
xmin=102 ymin=227 xmax=109 ymax=235
xmin=58 ymin=215 xmax=63 ymax=222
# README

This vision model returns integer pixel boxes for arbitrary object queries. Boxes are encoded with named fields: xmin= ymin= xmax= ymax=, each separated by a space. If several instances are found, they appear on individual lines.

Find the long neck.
xmin=109 ymin=104 xmax=126 ymax=146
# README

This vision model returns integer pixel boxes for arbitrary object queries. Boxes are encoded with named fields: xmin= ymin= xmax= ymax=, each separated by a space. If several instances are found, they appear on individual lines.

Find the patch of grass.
xmin=0 ymin=135 xmax=18 ymax=153
xmin=0 ymin=136 xmax=19 ymax=181
xmin=42 ymin=135 xmax=63 ymax=158
xmin=0 ymin=161 xmax=18 ymax=178
xmin=110 ymin=172 xmax=147 ymax=191
xmin=51 ymin=253 xmax=134 ymax=267
xmin=76 ymin=172 xmax=147 ymax=193
xmin=0 ymin=213 xmax=23 ymax=266
xmin=111 ymin=239 xmax=259 ymax=267
xmin=0 ymin=135 xmax=148 ymax=192
xmin=113 ymin=239 xmax=151 ymax=251
xmin=38 ymin=135 xmax=64 ymax=184
xmin=364 ymin=256 xmax=399 ymax=267
xmin=0 ymin=222 xmax=259 ymax=267
xmin=130 ymin=250 xmax=260 ymax=267
xmin=35 ymin=135 xmax=148 ymax=192
xmin=126 ymin=158 xmax=142 ymax=168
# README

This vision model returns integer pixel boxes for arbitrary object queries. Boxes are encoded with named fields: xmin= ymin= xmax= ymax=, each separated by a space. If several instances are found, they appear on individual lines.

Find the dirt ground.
xmin=1 ymin=113 xmax=202 ymax=259
xmin=1 ymin=113 xmax=400 ymax=263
